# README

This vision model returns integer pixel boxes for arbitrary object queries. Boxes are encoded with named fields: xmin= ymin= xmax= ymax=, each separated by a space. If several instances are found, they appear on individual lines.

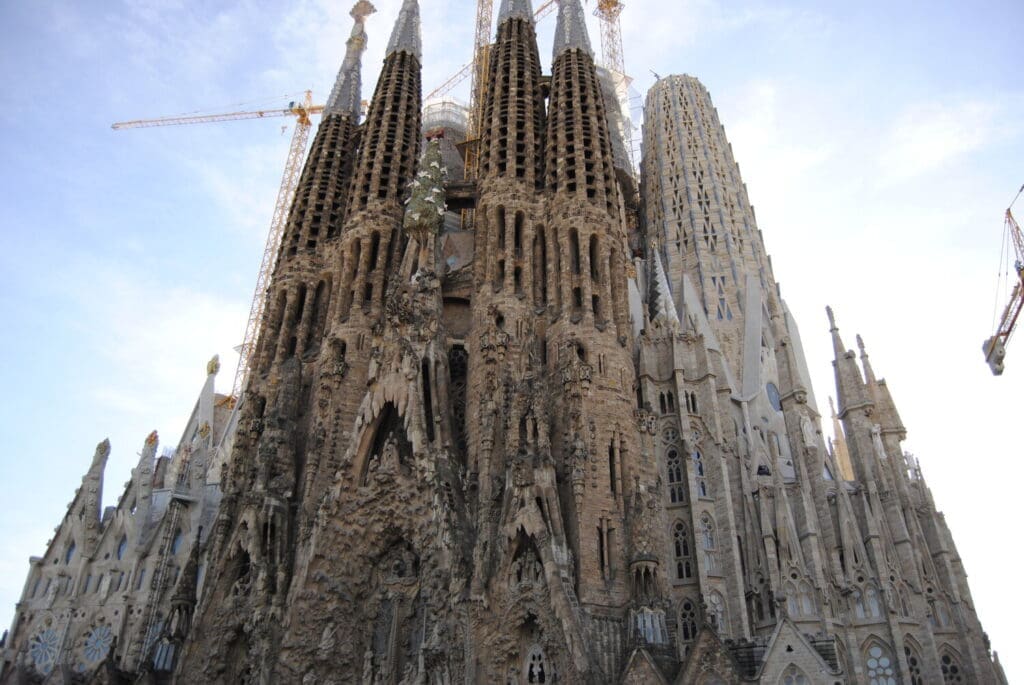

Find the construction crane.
xmin=425 ymin=0 xmax=559 ymax=103
xmin=589 ymin=0 xmax=638 ymax=172
xmin=983 ymin=185 xmax=1024 ymax=375
xmin=113 ymin=91 xmax=324 ymax=400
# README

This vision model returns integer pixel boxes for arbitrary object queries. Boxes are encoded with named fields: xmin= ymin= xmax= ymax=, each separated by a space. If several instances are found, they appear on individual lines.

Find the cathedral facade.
xmin=1 ymin=1 xmax=1006 ymax=683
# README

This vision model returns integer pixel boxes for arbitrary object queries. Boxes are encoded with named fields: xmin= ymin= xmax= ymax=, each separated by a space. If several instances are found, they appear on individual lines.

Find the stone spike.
xmin=385 ymin=0 xmax=421 ymax=60
xmin=552 ymin=0 xmax=593 ymax=60
xmin=826 ymin=306 xmax=846 ymax=359
xmin=498 ymin=0 xmax=535 ymax=24
xmin=325 ymin=2 xmax=376 ymax=117
xmin=650 ymin=247 xmax=679 ymax=326
xmin=856 ymin=333 xmax=878 ymax=386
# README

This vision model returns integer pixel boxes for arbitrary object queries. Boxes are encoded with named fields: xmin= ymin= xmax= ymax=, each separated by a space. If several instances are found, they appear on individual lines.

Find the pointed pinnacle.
xmin=386 ymin=0 xmax=421 ymax=60
xmin=651 ymin=249 xmax=679 ymax=326
xmin=499 ymin=0 xmax=535 ymax=24
xmin=326 ymin=3 xmax=375 ymax=117
xmin=553 ymin=0 xmax=593 ymax=60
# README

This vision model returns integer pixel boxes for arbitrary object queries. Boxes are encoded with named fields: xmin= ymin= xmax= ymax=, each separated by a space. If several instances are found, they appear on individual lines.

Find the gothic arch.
xmin=903 ymin=635 xmax=925 ymax=685
xmin=861 ymin=636 xmax=898 ymax=685
xmin=938 ymin=645 xmax=966 ymax=683
xmin=777 ymin=663 xmax=810 ymax=685
xmin=356 ymin=401 xmax=413 ymax=485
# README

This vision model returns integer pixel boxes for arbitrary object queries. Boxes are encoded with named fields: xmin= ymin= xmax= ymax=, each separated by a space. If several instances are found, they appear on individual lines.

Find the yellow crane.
xmin=113 ymin=91 xmax=323 ymax=400
xmin=984 ymin=185 xmax=1024 ymax=375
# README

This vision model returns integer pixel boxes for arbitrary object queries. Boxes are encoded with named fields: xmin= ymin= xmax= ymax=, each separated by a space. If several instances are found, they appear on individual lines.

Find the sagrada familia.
xmin=0 ymin=0 xmax=1007 ymax=683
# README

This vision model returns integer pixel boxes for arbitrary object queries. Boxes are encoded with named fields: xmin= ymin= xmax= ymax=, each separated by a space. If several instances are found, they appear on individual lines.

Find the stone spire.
xmin=552 ymin=0 xmax=593 ymax=59
xmin=498 ymin=0 xmax=534 ymax=24
xmin=827 ymin=307 xmax=871 ymax=417
xmin=856 ymin=334 xmax=877 ymax=386
xmin=325 ymin=1 xmax=376 ymax=117
xmin=650 ymin=247 xmax=679 ymax=327
xmin=385 ymin=0 xmax=421 ymax=60
xmin=829 ymin=397 xmax=855 ymax=481
xmin=858 ymin=334 xmax=907 ymax=437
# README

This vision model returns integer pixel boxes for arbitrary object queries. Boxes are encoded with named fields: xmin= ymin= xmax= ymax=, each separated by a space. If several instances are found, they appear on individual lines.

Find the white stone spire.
xmin=552 ymin=0 xmax=593 ymax=60
xmin=325 ymin=1 xmax=376 ymax=117
xmin=650 ymin=247 xmax=679 ymax=326
xmin=385 ymin=0 xmax=422 ymax=60
xmin=498 ymin=0 xmax=534 ymax=25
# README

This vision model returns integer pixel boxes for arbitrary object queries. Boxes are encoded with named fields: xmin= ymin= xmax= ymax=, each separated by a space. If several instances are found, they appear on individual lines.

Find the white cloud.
xmin=880 ymin=98 xmax=1021 ymax=183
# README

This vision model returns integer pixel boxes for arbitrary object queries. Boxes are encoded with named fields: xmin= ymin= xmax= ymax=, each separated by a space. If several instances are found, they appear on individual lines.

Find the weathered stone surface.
xmin=1 ymin=9 xmax=1005 ymax=685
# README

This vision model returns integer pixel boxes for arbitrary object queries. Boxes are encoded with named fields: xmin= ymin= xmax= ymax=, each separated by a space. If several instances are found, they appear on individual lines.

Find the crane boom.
xmin=113 ymin=91 xmax=322 ymax=399
xmin=112 ymin=102 xmax=323 ymax=130
xmin=984 ymin=206 xmax=1024 ymax=375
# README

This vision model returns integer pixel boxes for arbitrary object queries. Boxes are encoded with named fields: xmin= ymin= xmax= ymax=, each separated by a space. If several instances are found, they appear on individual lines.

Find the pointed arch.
xmin=861 ymin=637 xmax=897 ymax=685
xmin=356 ymin=401 xmax=413 ymax=485
xmin=707 ymin=590 xmax=726 ymax=634
xmin=939 ymin=645 xmax=966 ymax=683
xmin=666 ymin=448 xmax=686 ymax=504
xmin=778 ymin=664 xmax=810 ymax=685
xmin=678 ymin=597 xmax=699 ymax=646
xmin=903 ymin=635 xmax=925 ymax=685
xmin=672 ymin=521 xmax=693 ymax=580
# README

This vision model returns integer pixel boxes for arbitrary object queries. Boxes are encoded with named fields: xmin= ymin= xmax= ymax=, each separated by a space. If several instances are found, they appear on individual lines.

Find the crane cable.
xmin=990 ymin=184 xmax=1024 ymax=332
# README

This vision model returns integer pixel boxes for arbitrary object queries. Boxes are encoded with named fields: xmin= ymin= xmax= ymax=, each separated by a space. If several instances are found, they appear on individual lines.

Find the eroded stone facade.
xmin=1 ymin=1 xmax=1007 ymax=683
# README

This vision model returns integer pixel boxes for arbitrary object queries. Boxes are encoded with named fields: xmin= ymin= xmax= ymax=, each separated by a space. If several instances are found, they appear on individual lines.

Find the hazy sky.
xmin=1 ymin=0 xmax=1021 ymax=678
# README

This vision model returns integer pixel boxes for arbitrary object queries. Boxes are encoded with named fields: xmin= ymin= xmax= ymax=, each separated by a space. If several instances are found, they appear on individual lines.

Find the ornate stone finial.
xmin=145 ymin=430 xmax=159 ymax=447
xmin=326 ymin=2 xmax=376 ymax=117
xmin=207 ymin=355 xmax=221 ymax=376
xmin=93 ymin=439 xmax=112 ymax=466
xmin=198 ymin=422 xmax=212 ymax=439
xmin=825 ymin=305 xmax=836 ymax=330
xmin=385 ymin=0 xmax=421 ymax=60
xmin=553 ymin=0 xmax=593 ymax=60
xmin=856 ymin=334 xmax=866 ymax=355
xmin=498 ymin=0 xmax=534 ymax=24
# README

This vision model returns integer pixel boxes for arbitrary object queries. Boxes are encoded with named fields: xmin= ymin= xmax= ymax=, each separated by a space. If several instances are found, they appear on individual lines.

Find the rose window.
xmin=83 ymin=624 xmax=114 ymax=663
xmin=29 ymin=628 xmax=59 ymax=675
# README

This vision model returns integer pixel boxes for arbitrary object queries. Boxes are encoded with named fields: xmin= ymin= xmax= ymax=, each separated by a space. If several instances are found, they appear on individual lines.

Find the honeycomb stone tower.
xmin=1 ymin=3 xmax=1007 ymax=685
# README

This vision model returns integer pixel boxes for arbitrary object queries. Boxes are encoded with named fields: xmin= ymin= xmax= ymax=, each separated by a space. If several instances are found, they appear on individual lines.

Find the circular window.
xmin=766 ymin=383 xmax=782 ymax=411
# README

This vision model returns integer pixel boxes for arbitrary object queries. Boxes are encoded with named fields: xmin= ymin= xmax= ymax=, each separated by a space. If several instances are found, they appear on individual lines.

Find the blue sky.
xmin=1 ymin=0 xmax=1021 ymax=678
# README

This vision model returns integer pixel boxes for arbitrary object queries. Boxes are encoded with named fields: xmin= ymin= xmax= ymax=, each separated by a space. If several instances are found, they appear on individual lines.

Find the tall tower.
xmin=2 ymin=6 xmax=1008 ymax=685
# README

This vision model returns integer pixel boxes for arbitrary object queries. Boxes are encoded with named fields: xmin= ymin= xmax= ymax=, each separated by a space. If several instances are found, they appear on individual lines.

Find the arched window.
xmin=934 ymin=600 xmax=951 ymax=628
xmin=679 ymin=598 xmax=698 ymax=643
xmin=170 ymin=529 xmax=184 ymax=556
xmin=700 ymin=514 xmax=716 ymax=574
xmin=940 ymin=650 xmax=964 ymax=683
xmin=799 ymin=582 xmax=815 ymax=616
xmin=673 ymin=522 xmax=693 ymax=580
xmin=865 ymin=585 xmax=882 ymax=618
xmin=852 ymin=589 xmax=866 ymax=619
xmin=707 ymin=591 xmax=725 ymax=633
xmin=666 ymin=450 xmax=686 ymax=504
xmin=863 ymin=643 xmax=897 ymax=685
xmin=693 ymin=450 xmax=708 ymax=497
xmin=904 ymin=642 xmax=924 ymax=685
xmin=785 ymin=582 xmax=800 ymax=617
xmin=64 ymin=542 xmax=76 ymax=565
xmin=117 ymin=535 xmax=128 ymax=561
xmin=525 ymin=645 xmax=551 ymax=683
xmin=779 ymin=664 xmax=810 ymax=685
